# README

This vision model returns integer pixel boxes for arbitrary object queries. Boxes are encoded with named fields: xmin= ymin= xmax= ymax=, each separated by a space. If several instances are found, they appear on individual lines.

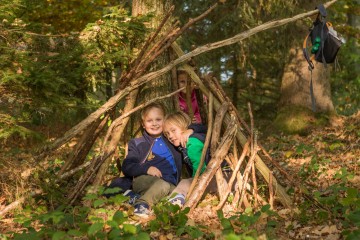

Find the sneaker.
xmin=168 ymin=193 xmax=185 ymax=207
xmin=123 ymin=190 xmax=140 ymax=205
xmin=134 ymin=202 xmax=150 ymax=218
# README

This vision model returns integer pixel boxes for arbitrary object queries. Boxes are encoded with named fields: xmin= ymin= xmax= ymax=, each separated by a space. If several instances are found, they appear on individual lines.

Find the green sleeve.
xmin=186 ymin=137 xmax=206 ymax=177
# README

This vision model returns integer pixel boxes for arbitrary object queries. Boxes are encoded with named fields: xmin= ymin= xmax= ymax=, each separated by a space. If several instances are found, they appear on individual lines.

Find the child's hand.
xmin=147 ymin=166 xmax=162 ymax=178
xmin=179 ymin=129 xmax=194 ymax=147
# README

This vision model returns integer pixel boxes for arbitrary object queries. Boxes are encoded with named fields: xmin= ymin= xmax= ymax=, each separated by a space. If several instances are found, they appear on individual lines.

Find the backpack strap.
xmin=309 ymin=68 xmax=317 ymax=112
xmin=303 ymin=32 xmax=314 ymax=70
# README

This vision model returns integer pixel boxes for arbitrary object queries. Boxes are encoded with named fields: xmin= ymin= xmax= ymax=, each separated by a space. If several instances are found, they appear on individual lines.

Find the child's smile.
xmin=142 ymin=108 xmax=164 ymax=137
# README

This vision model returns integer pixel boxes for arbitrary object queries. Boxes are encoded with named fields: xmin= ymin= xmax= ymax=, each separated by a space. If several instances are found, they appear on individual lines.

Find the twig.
xmin=130 ymin=6 xmax=175 ymax=70
xmin=0 ymin=190 xmax=42 ymax=217
xmin=59 ymin=161 xmax=92 ymax=180
xmin=0 ymin=161 xmax=92 ymax=217
xmin=237 ymin=133 xmax=258 ymax=209
xmin=150 ymin=2 xmax=219 ymax=65
xmin=269 ymin=171 xmax=274 ymax=209
xmin=248 ymin=102 xmax=259 ymax=207
xmin=216 ymin=140 xmax=250 ymax=210
xmin=67 ymin=151 xmax=114 ymax=205
xmin=185 ymin=117 xmax=237 ymax=211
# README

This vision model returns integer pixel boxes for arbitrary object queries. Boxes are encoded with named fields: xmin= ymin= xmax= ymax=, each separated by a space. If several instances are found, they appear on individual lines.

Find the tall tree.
xmin=279 ymin=48 xmax=335 ymax=112
xmin=132 ymin=0 xmax=174 ymax=109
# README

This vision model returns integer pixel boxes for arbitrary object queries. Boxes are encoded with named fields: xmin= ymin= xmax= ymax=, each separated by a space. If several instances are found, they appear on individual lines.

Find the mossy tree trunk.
xmin=279 ymin=48 xmax=335 ymax=112
xmin=276 ymin=47 xmax=335 ymax=134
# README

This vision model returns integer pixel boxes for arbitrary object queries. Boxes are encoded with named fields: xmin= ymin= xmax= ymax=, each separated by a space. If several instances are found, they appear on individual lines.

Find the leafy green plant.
xmin=298 ymin=167 xmax=360 ymax=239
xmin=218 ymin=204 xmax=276 ymax=238
xmin=8 ymin=187 xmax=150 ymax=240
xmin=149 ymin=202 xmax=211 ymax=239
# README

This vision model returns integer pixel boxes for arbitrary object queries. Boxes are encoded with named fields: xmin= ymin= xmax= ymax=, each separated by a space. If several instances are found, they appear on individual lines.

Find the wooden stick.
xmin=0 ymin=160 xmax=93 ymax=217
xmin=210 ymin=103 xmax=230 ymax=153
xmin=67 ymin=151 xmax=115 ymax=205
xmin=184 ymin=117 xmax=237 ymax=211
xmin=186 ymin=93 xmax=214 ymax=199
xmin=248 ymin=103 xmax=259 ymax=208
xmin=0 ymin=189 xmax=42 ymax=217
xmin=216 ymin=140 xmax=250 ymax=210
xmin=151 ymin=2 xmax=219 ymax=63
xmin=211 ymin=103 xmax=231 ymax=201
xmin=237 ymin=135 xmax=258 ymax=209
xmin=129 ymin=6 xmax=175 ymax=70
xmin=269 ymin=171 xmax=274 ymax=210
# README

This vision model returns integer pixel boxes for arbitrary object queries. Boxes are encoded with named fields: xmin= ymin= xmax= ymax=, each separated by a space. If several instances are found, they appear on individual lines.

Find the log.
xmin=216 ymin=140 xmax=250 ymax=210
xmin=184 ymin=117 xmax=237 ymax=210
xmin=210 ymin=102 xmax=230 ymax=201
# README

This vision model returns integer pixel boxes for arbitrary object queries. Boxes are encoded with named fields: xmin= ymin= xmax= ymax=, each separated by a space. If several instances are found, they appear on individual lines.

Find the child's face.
xmin=142 ymin=107 xmax=164 ymax=138
xmin=178 ymin=73 xmax=190 ymax=94
xmin=163 ymin=122 xmax=184 ymax=147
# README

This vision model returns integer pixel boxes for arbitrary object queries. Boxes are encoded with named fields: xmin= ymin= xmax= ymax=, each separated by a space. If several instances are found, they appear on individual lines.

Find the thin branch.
xmin=130 ymin=5 xmax=175 ymax=69
xmin=186 ymin=93 xmax=214 ymax=199
xmin=269 ymin=171 xmax=274 ymax=210
xmin=216 ymin=140 xmax=250 ymax=210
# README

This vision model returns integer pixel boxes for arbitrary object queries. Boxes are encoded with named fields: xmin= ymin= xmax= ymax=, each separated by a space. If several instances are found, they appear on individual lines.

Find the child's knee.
xmin=155 ymin=179 xmax=172 ymax=194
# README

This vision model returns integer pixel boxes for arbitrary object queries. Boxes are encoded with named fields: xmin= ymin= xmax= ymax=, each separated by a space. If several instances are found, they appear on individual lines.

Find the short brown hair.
xmin=164 ymin=111 xmax=191 ymax=131
xmin=140 ymin=102 xmax=166 ymax=122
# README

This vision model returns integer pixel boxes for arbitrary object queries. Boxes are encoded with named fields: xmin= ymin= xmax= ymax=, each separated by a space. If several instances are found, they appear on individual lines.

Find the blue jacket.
xmin=122 ymin=131 xmax=182 ymax=185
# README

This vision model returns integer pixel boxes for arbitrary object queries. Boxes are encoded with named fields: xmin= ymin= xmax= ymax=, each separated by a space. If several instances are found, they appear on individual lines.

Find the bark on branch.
xmin=184 ymin=116 xmax=237 ymax=210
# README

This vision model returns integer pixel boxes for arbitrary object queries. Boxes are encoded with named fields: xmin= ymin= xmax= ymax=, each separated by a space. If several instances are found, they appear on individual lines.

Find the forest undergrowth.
xmin=0 ymin=111 xmax=359 ymax=239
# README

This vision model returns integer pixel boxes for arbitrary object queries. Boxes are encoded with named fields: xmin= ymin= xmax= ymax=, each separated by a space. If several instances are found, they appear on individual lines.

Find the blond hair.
xmin=164 ymin=111 xmax=191 ymax=131
xmin=140 ymin=102 xmax=166 ymax=122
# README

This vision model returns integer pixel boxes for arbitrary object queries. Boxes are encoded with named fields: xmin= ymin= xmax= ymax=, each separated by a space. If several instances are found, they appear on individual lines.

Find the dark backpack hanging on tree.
xmin=302 ymin=4 xmax=342 ymax=112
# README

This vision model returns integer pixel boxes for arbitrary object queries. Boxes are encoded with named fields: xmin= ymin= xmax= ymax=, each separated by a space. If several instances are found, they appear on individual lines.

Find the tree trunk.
xmin=133 ymin=0 xmax=173 ymax=111
xmin=279 ymin=48 xmax=334 ymax=112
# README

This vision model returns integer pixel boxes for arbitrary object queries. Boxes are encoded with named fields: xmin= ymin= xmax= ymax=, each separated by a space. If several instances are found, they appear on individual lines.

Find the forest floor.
xmin=0 ymin=111 xmax=359 ymax=239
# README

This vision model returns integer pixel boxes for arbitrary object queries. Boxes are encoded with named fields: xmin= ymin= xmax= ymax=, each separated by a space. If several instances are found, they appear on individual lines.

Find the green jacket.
xmin=186 ymin=136 xmax=206 ymax=177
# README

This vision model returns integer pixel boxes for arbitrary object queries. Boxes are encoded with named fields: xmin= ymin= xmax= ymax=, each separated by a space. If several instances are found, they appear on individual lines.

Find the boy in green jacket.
xmin=163 ymin=112 xmax=209 ymax=206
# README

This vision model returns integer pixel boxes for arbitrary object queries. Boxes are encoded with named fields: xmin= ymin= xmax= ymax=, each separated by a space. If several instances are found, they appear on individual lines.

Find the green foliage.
xmin=330 ymin=0 xmax=360 ymax=116
xmin=298 ymin=166 xmax=360 ymax=239
xmin=149 ymin=202 xmax=212 ymax=239
xmin=217 ymin=204 xmax=277 ymax=238
xmin=8 ymin=187 xmax=149 ymax=240
xmin=80 ymin=5 xmax=149 ymax=95
xmin=0 ymin=113 xmax=42 ymax=143
xmin=0 ymin=1 xmax=149 ymax=146
xmin=331 ymin=38 xmax=360 ymax=116
xmin=23 ymin=0 xmax=129 ymax=33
